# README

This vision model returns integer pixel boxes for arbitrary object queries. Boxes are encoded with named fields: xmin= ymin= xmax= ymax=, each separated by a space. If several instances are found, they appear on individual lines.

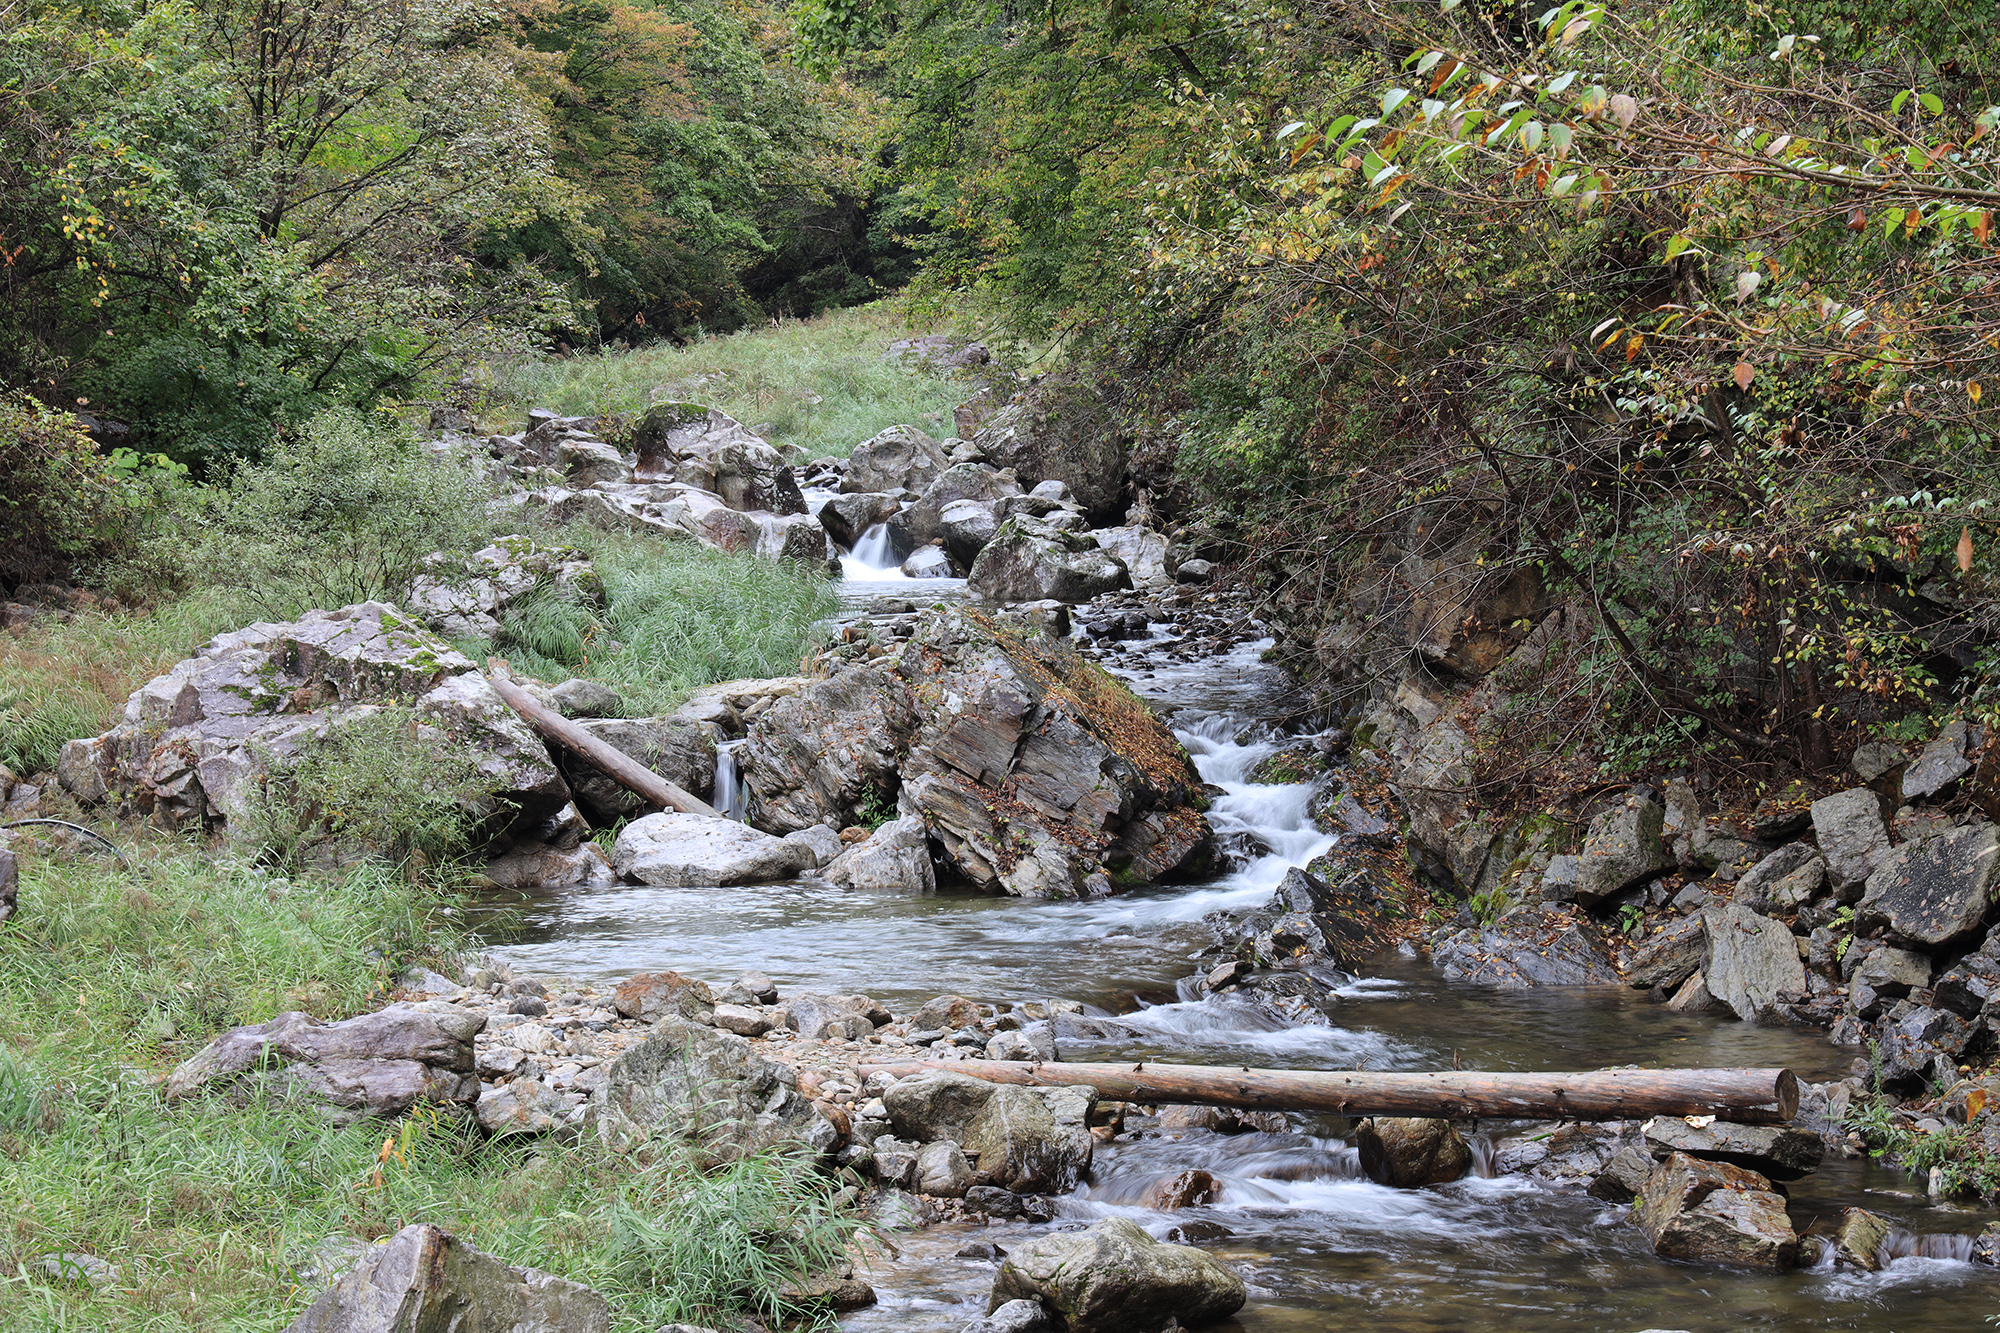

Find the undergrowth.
xmin=484 ymin=304 xmax=973 ymax=458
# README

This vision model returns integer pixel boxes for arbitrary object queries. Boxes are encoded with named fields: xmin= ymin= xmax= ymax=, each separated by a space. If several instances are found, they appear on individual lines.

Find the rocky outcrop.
xmin=1856 ymin=823 xmax=2000 ymax=949
xmin=591 ymin=1015 xmax=841 ymax=1162
xmin=1089 ymin=526 xmax=1176 ymax=587
xmin=166 ymin=1003 xmax=483 ymax=1122
xmin=57 ymin=602 xmax=569 ymax=841
xmin=1809 ymin=788 xmax=1894 ymax=898
xmin=1701 ymin=903 xmax=1808 ymax=1023
xmin=610 ymin=812 xmax=807 ymax=886
xmin=970 ymin=384 xmax=1130 ymax=523
xmin=842 ymin=425 xmax=948 ymax=495
xmin=1431 ymin=906 xmax=1621 ymax=986
xmin=743 ymin=608 xmax=1210 ymax=898
xmin=967 ymin=516 xmax=1129 ymax=604
xmin=1633 ymin=1152 xmax=1797 ymax=1270
xmin=405 ymin=538 xmax=604 ymax=640
xmin=1222 ymin=863 xmax=1394 ymax=970
xmin=988 ymin=1218 xmax=1245 ymax=1333
xmin=1574 ymin=793 xmax=1672 ymax=907
xmin=1356 ymin=1117 xmax=1472 ymax=1187
xmin=284 ymin=1223 xmax=608 ymax=1333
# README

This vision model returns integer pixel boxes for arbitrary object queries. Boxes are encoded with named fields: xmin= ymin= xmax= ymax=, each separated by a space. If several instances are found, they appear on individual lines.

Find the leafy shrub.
xmin=200 ymin=409 xmax=492 ymax=616
xmin=236 ymin=706 xmax=505 ymax=871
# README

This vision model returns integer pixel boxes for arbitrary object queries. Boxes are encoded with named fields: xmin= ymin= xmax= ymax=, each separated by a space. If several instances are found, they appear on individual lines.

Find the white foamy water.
xmin=839 ymin=523 xmax=905 ymax=579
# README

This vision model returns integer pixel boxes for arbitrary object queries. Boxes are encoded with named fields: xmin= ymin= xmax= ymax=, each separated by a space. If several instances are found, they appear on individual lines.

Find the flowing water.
xmin=476 ymin=547 xmax=2000 ymax=1331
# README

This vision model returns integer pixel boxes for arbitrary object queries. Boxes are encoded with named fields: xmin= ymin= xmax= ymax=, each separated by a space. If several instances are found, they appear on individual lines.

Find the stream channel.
xmin=477 ymin=546 xmax=2000 ymax=1332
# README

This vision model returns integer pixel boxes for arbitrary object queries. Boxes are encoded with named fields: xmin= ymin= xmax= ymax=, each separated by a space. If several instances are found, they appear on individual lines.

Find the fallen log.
xmin=856 ymin=1059 xmax=1800 ymax=1124
xmin=485 ymin=661 xmax=722 ymax=818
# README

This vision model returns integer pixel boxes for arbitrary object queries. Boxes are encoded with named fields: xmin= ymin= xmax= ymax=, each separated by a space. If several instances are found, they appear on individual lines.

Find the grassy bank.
xmin=486 ymin=304 xmax=975 ymax=457
xmin=0 ymin=839 xmax=855 ymax=1331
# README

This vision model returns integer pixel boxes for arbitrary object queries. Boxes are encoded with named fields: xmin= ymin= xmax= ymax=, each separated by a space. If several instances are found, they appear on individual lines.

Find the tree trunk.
xmin=485 ymin=662 xmax=721 ymax=818
xmin=856 ymin=1059 xmax=1800 ymax=1124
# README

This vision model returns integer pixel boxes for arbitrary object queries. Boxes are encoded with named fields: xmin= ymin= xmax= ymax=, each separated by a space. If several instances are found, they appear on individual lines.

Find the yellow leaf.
xmin=1968 ymin=1087 xmax=1988 ymax=1120
xmin=1971 ymin=380 xmax=1984 ymax=404
xmin=1959 ymin=525 xmax=1975 ymax=574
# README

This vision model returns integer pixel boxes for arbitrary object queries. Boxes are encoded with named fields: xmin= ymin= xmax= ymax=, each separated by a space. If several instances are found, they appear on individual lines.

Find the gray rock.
xmin=1634 ymin=1153 xmax=1797 ymax=1270
xmin=31 ymin=1252 xmax=121 ymax=1290
xmin=915 ymin=1139 xmax=976 ymax=1197
xmin=1666 ymin=971 xmax=1726 ymax=1013
xmin=1356 ymin=1117 xmax=1472 ymax=1187
xmin=894 ymin=464 xmax=1024 ymax=550
xmin=1810 ymin=789 xmax=1894 ymax=898
xmin=1618 ymin=914 xmax=1706 ymax=991
xmin=1732 ymin=843 xmax=1827 ymax=914
xmin=610 ymin=812 xmax=806 ymax=886
xmin=1537 ymin=854 xmax=1582 ymax=903
xmin=1701 ymin=904 xmax=1808 ymax=1022
xmin=902 ymin=545 xmax=956 ymax=579
xmin=282 ymin=1222 xmax=608 ymax=1333
xmin=823 ymin=816 xmax=936 ymax=892
xmin=1431 ymin=907 xmax=1622 ymax=987
xmin=785 ymin=993 xmax=882 ymax=1041
xmin=592 ymin=1016 xmax=839 ymax=1161
xmin=1876 ymin=1001 xmax=1973 ymax=1086
xmin=843 ymin=425 xmax=947 ymax=495
xmin=1856 ymin=823 xmax=2000 ymax=948
xmin=0 ymin=843 xmax=14 ymax=924
xmin=484 ymin=841 xmax=615 ymax=890
xmin=782 ymin=823 xmax=844 ymax=870
xmin=476 ymin=1077 xmax=578 ymax=1137
xmin=970 ymin=392 xmax=1130 ymax=523
xmin=1851 ymin=741 xmax=1908 ymax=783
xmin=819 ymin=490 xmax=904 ymax=549
xmin=1174 ymin=558 xmax=1214 ymax=584
xmin=1931 ymin=953 xmax=2000 ymax=1018
xmin=988 ymin=1217 xmax=1244 ymax=1333
xmin=1902 ymin=720 xmax=1972 ymax=800
xmin=1574 ymin=795 xmax=1673 ymax=907
xmin=939 ymin=499 xmax=1001 ymax=568
xmin=884 ymin=1070 xmax=1095 ymax=1194
xmin=166 ymin=1003 xmax=481 ymax=1119
xmin=1089 ymin=526 xmax=1177 ymax=587
xmin=612 ymin=971 xmax=715 ymax=1022
xmin=1588 ymin=1145 xmax=1656 ymax=1203
xmin=566 ymin=717 xmax=715 ymax=825
xmin=406 ymin=538 xmax=604 ymax=641
xmin=711 ymin=1003 xmax=774 ymax=1037
xmin=967 ymin=515 xmax=1129 ymax=604
xmin=1848 ymin=945 xmax=1931 ymax=1019
xmin=961 ymin=1299 xmax=1054 ymax=1333
xmin=738 ymin=665 xmax=917 ymax=834
xmin=1640 ymin=1117 xmax=1824 ymax=1181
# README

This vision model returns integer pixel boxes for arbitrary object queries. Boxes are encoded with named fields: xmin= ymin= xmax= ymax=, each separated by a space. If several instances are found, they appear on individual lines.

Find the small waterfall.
xmin=713 ymin=740 xmax=749 ymax=821
xmin=839 ymin=524 xmax=906 ymax=580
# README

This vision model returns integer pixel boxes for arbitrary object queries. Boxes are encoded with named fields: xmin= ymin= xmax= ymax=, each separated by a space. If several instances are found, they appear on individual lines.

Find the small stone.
xmin=1141 ymin=1169 xmax=1224 ymax=1210
xmin=712 ymin=1003 xmax=774 ymax=1037
xmin=32 ymin=1252 xmax=120 ymax=1290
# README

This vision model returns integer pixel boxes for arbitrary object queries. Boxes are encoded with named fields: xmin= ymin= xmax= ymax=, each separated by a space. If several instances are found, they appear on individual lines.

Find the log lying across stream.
xmin=486 ymin=662 xmax=722 ymax=818
xmin=857 ymin=1059 xmax=1801 ymax=1124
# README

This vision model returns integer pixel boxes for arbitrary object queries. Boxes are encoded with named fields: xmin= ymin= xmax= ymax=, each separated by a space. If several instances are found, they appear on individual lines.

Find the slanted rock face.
xmin=893 ymin=464 xmax=1025 ymax=551
xmin=1225 ymin=863 xmax=1394 ymax=970
xmin=1702 ymin=903 xmax=1808 ymax=1022
xmin=1633 ymin=1152 xmax=1798 ymax=1270
xmin=1810 ymin=788 xmax=1894 ymax=898
xmin=1617 ymin=913 xmax=1706 ymax=991
xmin=842 ymin=425 xmax=947 ymax=495
xmin=1856 ymin=823 xmax=2000 ymax=949
xmin=823 ymin=816 xmax=936 ymax=892
xmin=1357 ymin=1117 xmax=1473 ymax=1187
xmin=743 ymin=608 xmax=1211 ymax=898
xmin=284 ymin=1222 xmax=609 ymax=1333
xmin=610 ymin=812 xmax=807 ymax=886
xmin=673 ymin=438 xmax=807 ymax=516
xmin=1574 ymin=794 xmax=1672 ymax=906
xmin=1432 ymin=906 xmax=1622 ymax=987
xmin=591 ymin=1015 xmax=839 ymax=1162
xmin=1732 ymin=842 xmax=1827 ymax=914
xmin=56 ymin=602 xmax=569 ymax=842
xmin=966 ymin=516 xmax=1129 ymax=604
xmin=988 ymin=1217 xmax=1246 ymax=1333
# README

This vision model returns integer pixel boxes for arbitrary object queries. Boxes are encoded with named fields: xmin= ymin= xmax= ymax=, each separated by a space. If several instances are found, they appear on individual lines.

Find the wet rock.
xmin=592 ymin=1016 xmax=839 ymax=1161
xmin=166 ymin=1003 xmax=480 ymax=1120
xmin=563 ymin=717 xmax=714 ymax=824
xmin=1856 ymin=823 xmax=2000 ymax=949
xmin=610 ymin=812 xmax=806 ymax=886
xmin=782 ymin=823 xmax=844 ymax=870
xmin=820 ymin=490 xmax=904 ymax=549
xmin=1640 ymin=1117 xmax=1824 ymax=1181
xmin=1634 ymin=1152 xmax=1797 ymax=1270
xmin=741 ymin=665 xmax=919 ymax=833
xmin=611 ymin=971 xmax=715 ymax=1023
xmin=1496 ymin=1120 xmax=1638 ymax=1186
xmin=1142 ymin=1169 xmax=1224 ymax=1209
xmin=1847 ymin=946 xmax=1931 ymax=1019
xmin=967 ymin=515 xmax=1129 ymax=604
xmin=961 ymin=1085 xmax=1097 ymax=1194
xmin=281 ymin=1222 xmax=608 ymax=1333
xmin=1588 ymin=1145 xmax=1656 ymax=1203
xmin=1701 ymin=904 xmax=1808 ymax=1022
xmin=1618 ymin=914 xmax=1706 ymax=991
xmin=1357 ymin=1117 xmax=1472 ymax=1187
xmin=1731 ymin=842 xmax=1828 ymax=914
xmin=988 ymin=1217 xmax=1245 ymax=1333
xmin=916 ymin=1139 xmax=976 ymax=1197
xmin=1811 ymin=789 xmax=1894 ymax=899
xmin=1830 ymin=1207 xmax=1891 ymax=1270
xmin=1902 ymin=720 xmax=1972 ymax=800
xmin=1431 ymin=906 xmax=1622 ymax=987
xmin=964 ymin=1186 xmax=1059 ymax=1222
xmin=822 ymin=815 xmax=936 ymax=892
xmin=903 ymin=545 xmax=955 ymax=579
xmin=1575 ymin=794 xmax=1673 ymax=907
xmin=842 ymin=425 xmax=948 ymax=495
xmin=1230 ymin=865 xmax=1391 ymax=970
xmin=961 ymin=1299 xmax=1054 ymax=1333
xmin=1974 ymin=1220 xmax=2000 ymax=1266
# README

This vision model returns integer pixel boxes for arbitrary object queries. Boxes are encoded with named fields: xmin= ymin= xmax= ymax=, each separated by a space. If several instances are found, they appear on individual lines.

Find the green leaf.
xmin=1522 ymin=119 xmax=1544 ymax=152
xmin=1383 ymin=88 xmax=1412 ymax=116
xmin=1549 ymin=122 xmax=1575 ymax=157
xmin=1548 ymin=173 xmax=1578 ymax=197
xmin=1891 ymin=89 xmax=1913 ymax=114
xmin=1547 ymin=71 xmax=1577 ymax=94
xmin=1883 ymin=207 xmax=1906 ymax=234
xmin=1416 ymin=51 xmax=1444 ymax=76
xmin=1664 ymin=234 xmax=1694 ymax=260
xmin=1920 ymin=92 xmax=1945 ymax=116
xmin=1324 ymin=114 xmax=1358 ymax=143
xmin=1277 ymin=121 xmax=1308 ymax=140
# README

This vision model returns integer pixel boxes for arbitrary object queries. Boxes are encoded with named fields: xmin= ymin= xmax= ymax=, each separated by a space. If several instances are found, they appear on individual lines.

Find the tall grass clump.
xmin=471 ymin=529 xmax=839 ymax=713
xmin=487 ymin=304 xmax=972 ymax=457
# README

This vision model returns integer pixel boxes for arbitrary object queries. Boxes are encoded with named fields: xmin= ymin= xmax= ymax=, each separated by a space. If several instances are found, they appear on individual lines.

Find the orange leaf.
xmin=1979 ymin=212 xmax=1994 ymax=246
xmin=1959 ymin=525 xmax=1975 ymax=574
xmin=1972 ymin=379 xmax=1985 ymax=404
xmin=1732 ymin=361 xmax=1754 ymax=391
xmin=1625 ymin=333 xmax=1645 ymax=362
xmin=1971 ymin=1088 xmax=1989 ymax=1119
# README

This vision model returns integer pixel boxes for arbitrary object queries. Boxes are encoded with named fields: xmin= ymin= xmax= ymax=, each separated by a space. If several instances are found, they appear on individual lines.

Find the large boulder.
xmin=893 ymin=464 xmax=1024 ymax=551
xmin=672 ymin=438 xmax=806 ymax=516
xmin=818 ymin=491 xmax=904 ymax=549
xmin=610 ymin=812 xmax=808 ymax=885
xmin=1902 ymin=720 xmax=1973 ymax=800
xmin=823 ymin=816 xmax=937 ymax=892
xmin=1617 ymin=913 xmax=1706 ymax=991
xmin=165 ymin=1003 xmax=482 ymax=1122
xmin=1856 ymin=822 xmax=2000 ymax=949
xmin=988 ymin=1218 xmax=1245 ymax=1333
xmin=563 ymin=717 xmax=715 ymax=825
xmin=1640 ymin=1117 xmax=1824 ymax=1181
xmin=1224 ymin=863 xmax=1394 ymax=970
xmin=56 ymin=602 xmax=569 ymax=842
xmin=1731 ymin=843 xmax=1827 ymax=915
xmin=967 ymin=516 xmax=1130 ymax=605
xmin=591 ymin=1016 xmax=840 ymax=1161
xmin=970 ymin=387 xmax=1130 ymax=523
xmin=1574 ymin=794 xmax=1672 ymax=907
xmin=1701 ymin=904 xmax=1808 ymax=1022
xmin=939 ymin=500 xmax=1002 ymax=569
xmin=1356 ymin=1117 xmax=1472 ymax=1187
xmin=884 ymin=1070 xmax=1096 ymax=1193
xmin=1089 ymin=526 xmax=1176 ymax=587
xmin=743 ymin=609 xmax=1211 ymax=897
xmin=1810 ymin=789 xmax=1894 ymax=899
xmin=405 ymin=538 xmax=605 ymax=640
xmin=284 ymin=1223 xmax=608 ymax=1333
xmin=842 ymin=425 xmax=948 ymax=495
xmin=1633 ymin=1152 xmax=1798 ymax=1270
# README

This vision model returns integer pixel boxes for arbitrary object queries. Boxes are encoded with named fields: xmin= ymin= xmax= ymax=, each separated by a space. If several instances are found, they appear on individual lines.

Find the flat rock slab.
xmin=611 ymin=811 xmax=806 ymax=885
xmin=1641 ymin=1117 xmax=1824 ymax=1181
xmin=1701 ymin=904 xmax=1807 ymax=1022
xmin=1857 ymin=823 xmax=2000 ymax=948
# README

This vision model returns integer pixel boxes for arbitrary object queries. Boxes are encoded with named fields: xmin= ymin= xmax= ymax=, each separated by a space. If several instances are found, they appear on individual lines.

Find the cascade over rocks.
xmin=56 ymin=602 xmax=568 ymax=842
xmin=741 ymin=607 xmax=1211 ymax=897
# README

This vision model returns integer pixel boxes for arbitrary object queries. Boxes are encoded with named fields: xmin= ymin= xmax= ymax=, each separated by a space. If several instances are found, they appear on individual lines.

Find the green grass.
xmin=0 ymin=839 xmax=858 ymax=1331
xmin=466 ymin=526 xmax=841 ymax=715
xmin=484 ymin=303 xmax=976 ymax=457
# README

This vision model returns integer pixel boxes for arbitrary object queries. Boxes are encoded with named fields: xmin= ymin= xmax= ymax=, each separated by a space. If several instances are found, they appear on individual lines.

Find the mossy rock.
xmin=1248 ymin=743 xmax=1330 ymax=786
